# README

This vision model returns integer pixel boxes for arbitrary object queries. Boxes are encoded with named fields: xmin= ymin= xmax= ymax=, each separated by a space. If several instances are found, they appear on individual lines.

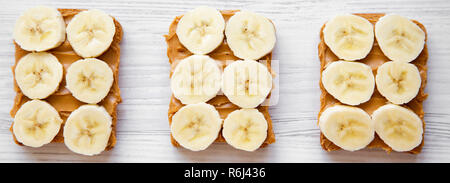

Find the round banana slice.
xmin=63 ymin=105 xmax=112 ymax=156
xmin=176 ymin=6 xmax=225 ymax=55
xmin=13 ymin=100 xmax=63 ymax=147
xmin=323 ymin=14 xmax=374 ymax=61
xmin=375 ymin=14 xmax=425 ymax=62
xmin=15 ymin=52 xmax=63 ymax=99
xmin=225 ymin=11 xmax=276 ymax=60
xmin=372 ymin=104 xmax=423 ymax=152
xmin=171 ymin=55 xmax=222 ymax=104
xmin=319 ymin=105 xmax=375 ymax=151
xmin=222 ymin=109 xmax=268 ymax=152
xmin=66 ymin=9 xmax=116 ymax=58
xmin=322 ymin=61 xmax=375 ymax=105
xmin=222 ymin=60 xmax=273 ymax=108
xmin=376 ymin=61 xmax=421 ymax=104
xmin=171 ymin=103 xmax=222 ymax=151
xmin=13 ymin=6 xmax=66 ymax=52
xmin=66 ymin=58 xmax=114 ymax=104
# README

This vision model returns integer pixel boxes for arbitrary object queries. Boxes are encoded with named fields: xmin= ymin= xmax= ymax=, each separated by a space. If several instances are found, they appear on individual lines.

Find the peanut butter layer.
xmin=10 ymin=9 xmax=123 ymax=150
xmin=164 ymin=10 xmax=276 ymax=148
xmin=318 ymin=13 xmax=428 ymax=154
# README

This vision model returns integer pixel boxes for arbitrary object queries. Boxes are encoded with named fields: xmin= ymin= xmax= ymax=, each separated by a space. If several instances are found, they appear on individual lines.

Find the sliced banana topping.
xmin=375 ymin=14 xmax=425 ymax=62
xmin=13 ymin=100 xmax=63 ymax=147
xmin=171 ymin=55 xmax=222 ymax=104
xmin=66 ymin=9 xmax=116 ymax=58
xmin=15 ymin=52 xmax=63 ymax=99
xmin=372 ymin=104 xmax=423 ymax=152
xmin=222 ymin=109 xmax=268 ymax=152
xmin=321 ymin=61 xmax=375 ymax=105
xmin=13 ymin=6 xmax=66 ymax=52
xmin=171 ymin=103 xmax=222 ymax=151
xmin=66 ymin=58 xmax=114 ymax=104
xmin=176 ymin=6 xmax=225 ymax=54
xmin=225 ymin=11 xmax=276 ymax=60
xmin=319 ymin=105 xmax=375 ymax=151
xmin=323 ymin=14 xmax=374 ymax=61
xmin=222 ymin=60 xmax=273 ymax=108
xmin=376 ymin=61 xmax=421 ymax=104
xmin=63 ymin=105 xmax=112 ymax=156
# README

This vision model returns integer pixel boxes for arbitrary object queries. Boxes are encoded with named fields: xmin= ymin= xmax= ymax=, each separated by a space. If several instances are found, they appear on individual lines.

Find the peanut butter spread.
xmin=10 ymin=9 xmax=123 ymax=150
xmin=318 ymin=13 xmax=428 ymax=154
xmin=165 ymin=10 xmax=276 ymax=147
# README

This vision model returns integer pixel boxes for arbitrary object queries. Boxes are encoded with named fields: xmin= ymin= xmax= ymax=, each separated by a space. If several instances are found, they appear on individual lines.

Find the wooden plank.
xmin=0 ymin=0 xmax=450 ymax=162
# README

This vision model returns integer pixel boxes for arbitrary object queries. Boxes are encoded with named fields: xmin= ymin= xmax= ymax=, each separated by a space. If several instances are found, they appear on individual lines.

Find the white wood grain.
xmin=1 ymin=0 xmax=450 ymax=162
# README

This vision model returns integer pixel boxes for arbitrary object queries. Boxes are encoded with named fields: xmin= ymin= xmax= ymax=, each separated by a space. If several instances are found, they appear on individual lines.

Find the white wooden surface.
xmin=1 ymin=0 xmax=450 ymax=163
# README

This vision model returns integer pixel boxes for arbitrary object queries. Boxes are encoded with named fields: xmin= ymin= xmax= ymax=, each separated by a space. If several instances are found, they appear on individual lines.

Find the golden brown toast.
xmin=318 ymin=13 xmax=428 ymax=154
xmin=164 ymin=10 xmax=276 ymax=148
xmin=10 ymin=9 xmax=123 ymax=150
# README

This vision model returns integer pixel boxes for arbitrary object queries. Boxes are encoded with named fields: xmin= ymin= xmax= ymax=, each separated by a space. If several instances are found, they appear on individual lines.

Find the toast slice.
xmin=164 ymin=10 xmax=276 ymax=148
xmin=318 ymin=13 xmax=428 ymax=154
xmin=10 ymin=9 xmax=123 ymax=150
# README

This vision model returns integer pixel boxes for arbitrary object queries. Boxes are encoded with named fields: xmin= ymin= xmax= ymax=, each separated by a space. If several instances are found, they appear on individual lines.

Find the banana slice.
xmin=13 ymin=100 xmax=63 ymax=147
xmin=66 ymin=9 xmax=116 ymax=58
xmin=372 ymin=104 xmax=423 ymax=152
xmin=222 ymin=109 xmax=268 ymax=152
xmin=375 ymin=14 xmax=425 ymax=62
xmin=225 ymin=11 xmax=276 ymax=60
xmin=171 ymin=103 xmax=222 ymax=151
xmin=176 ymin=6 xmax=225 ymax=55
xmin=171 ymin=55 xmax=222 ymax=104
xmin=15 ymin=52 xmax=63 ymax=99
xmin=66 ymin=58 xmax=114 ymax=104
xmin=13 ymin=6 xmax=66 ymax=52
xmin=319 ymin=105 xmax=375 ymax=151
xmin=376 ymin=61 xmax=421 ymax=104
xmin=323 ymin=14 xmax=374 ymax=61
xmin=222 ymin=60 xmax=273 ymax=108
xmin=63 ymin=105 xmax=112 ymax=156
xmin=321 ymin=61 xmax=375 ymax=105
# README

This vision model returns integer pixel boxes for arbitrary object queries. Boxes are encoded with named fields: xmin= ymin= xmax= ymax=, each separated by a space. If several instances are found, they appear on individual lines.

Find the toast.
xmin=318 ymin=13 xmax=428 ymax=154
xmin=10 ymin=9 xmax=123 ymax=150
xmin=164 ymin=10 xmax=276 ymax=148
